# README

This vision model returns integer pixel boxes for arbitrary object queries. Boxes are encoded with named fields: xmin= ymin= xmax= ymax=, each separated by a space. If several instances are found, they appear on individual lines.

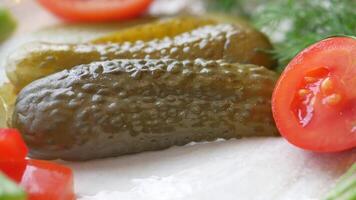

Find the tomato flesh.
xmin=22 ymin=160 xmax=75 ymax=200
xmin=0 ymin=160 xmax=75 ymax=200
xmin=272 ymin=37 xmax=356 ymax=152
xmin=37 ymin=0 xmax=154 ymax=22
xmin=0 ymin=129 xmax=28 ymax=161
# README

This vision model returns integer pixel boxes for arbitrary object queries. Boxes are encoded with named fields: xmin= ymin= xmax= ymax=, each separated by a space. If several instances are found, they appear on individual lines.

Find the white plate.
xmin=1 ymin=1 xmax=355 ymax=199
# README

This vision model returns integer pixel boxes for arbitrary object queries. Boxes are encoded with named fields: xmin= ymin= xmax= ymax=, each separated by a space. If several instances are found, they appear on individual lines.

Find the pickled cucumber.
xmin=0 ymin=83 xmax=16 ymax=127
xmin=0 ymin=96 xmax=7 ymax=128
xmin=13 ymin=59 xmax=278 ymax=161
xmin=7 ymin=23 xmax=276 ymax=92
xmin=92 ymin=16 xmax=216 ymax=43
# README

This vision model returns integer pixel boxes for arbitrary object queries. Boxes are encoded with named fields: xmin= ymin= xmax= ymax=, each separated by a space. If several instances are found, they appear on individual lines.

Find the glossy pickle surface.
xmin=13 ymin=59 xmax=278 ymax=160
xmin=92 ymin=16 xmax=216 ymax=43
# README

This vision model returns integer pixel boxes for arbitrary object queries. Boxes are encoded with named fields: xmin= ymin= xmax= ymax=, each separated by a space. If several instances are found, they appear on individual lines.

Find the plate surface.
xmin=0 ymin=1 xmax=355 ymax=199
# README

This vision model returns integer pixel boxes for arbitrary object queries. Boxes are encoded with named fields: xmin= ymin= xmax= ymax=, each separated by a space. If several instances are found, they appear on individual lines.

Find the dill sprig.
xmin=207 ymin=0 xmax=356 ymax=71
xmin=253 ymin=0 xmax=356 ymax=71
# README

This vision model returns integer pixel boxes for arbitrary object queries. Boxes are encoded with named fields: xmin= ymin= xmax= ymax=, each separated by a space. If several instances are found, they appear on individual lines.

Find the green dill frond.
xmin=207 ymin=0 xmax=356 ymax=71
xmin=205 ymin=0 xmax=253 ymax=18
xmin=253 ymin=0 xmax=356 ymax=71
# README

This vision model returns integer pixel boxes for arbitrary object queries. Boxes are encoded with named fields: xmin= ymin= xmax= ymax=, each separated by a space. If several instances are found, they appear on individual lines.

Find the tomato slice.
xmin=0 ymin=160 xmax=75 ymax=200
xmin=0 ymin=129 xmax=28 ymax=161
xmin=272 ymin=37 xmax=356 ymax=152
xmin=37 ymin=0 xmax=154 ymax=22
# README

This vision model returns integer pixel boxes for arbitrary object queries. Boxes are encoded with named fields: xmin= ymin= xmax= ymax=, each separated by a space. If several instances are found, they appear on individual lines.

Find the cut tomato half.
xmin=37 ymin=0 xmax=154 ymax=22
xmin=272 ymin=37 xmax=356 ymax=152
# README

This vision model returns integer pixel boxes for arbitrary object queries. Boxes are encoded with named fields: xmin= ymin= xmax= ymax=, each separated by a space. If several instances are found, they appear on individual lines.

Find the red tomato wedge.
xmin=272 ymin=37 xmax=356 ymax=152
xmin=0 ymin=129 xmax=28 ymax=161
xmin=21 ymin=160 xmax=75 ymax=200
xmin=0 ymin=161 xmax=27 ymax=183
xmin=0 ymin=160 xmax=75 ymax=200
xmin=37 ymin=0 xmax=154 ymax=22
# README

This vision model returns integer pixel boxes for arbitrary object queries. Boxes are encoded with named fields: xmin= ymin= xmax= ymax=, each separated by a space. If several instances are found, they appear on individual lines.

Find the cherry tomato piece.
xmin=21 ymin=160 xmax=75 ymax=200
xmin=0 ymin=160 xmax=27 ymax=183
xmin=0 ymin=160 xmax=75 ymax=200
xmin=0 ymin=129 xmax=28 ymax=161
xmin=272 ymin=37 xmax=356 ymax=152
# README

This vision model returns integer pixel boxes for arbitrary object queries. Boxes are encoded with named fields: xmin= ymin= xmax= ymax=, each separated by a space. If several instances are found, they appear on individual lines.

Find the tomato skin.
xmin=0 ymin=160 xmax=75 ymax=200
xmin=37 ymin=0 xmax=154 ymax=22
xmin=0 ymin=129 xmax=28 ymax=161
xmin=272 ymin=37 xmax=356 ymax=152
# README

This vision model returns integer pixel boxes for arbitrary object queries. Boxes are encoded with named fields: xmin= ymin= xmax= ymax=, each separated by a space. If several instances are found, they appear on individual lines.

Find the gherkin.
xmin=0 ymin=83 xmax=16 ymax=127
xmin=92 ymin=16 xmax=216 ymax=43
xmin=6 ymin=23 xmax=276 ymax=92
xmin=0 ymin=97 xmax=6 ymax=128
xmin=13 ymin=59 xmax=278 ymax=161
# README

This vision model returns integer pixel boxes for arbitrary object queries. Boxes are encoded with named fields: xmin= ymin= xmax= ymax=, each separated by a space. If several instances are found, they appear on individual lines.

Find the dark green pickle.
xmin=13 ymin=59 xmax=278 ymax=161
xmin=7 ymin=24 xmax=276 ymax=92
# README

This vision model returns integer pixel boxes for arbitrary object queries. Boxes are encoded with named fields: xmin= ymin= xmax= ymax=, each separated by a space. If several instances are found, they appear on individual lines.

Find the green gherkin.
xmin=6 ymin=23 xmax=275 ymax=92
xmin=13 ymin=59 xmax=278 ymax=161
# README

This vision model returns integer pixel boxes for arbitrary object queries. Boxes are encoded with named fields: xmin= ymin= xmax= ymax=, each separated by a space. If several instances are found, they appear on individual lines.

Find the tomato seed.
xmin=304 ymin=76 xmax=318 ymax=83
xmin=298 ymin=89 xmax=310 ymax=97
xmin=323 ymin=93 xmax=342 ymax=106
xmin=320 ymin=77 xmax=333 ymax=94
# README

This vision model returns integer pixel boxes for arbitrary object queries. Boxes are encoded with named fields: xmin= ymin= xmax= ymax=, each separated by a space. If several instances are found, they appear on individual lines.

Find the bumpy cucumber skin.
xmin=324 ymin=163 xmax=356 ymax=200
xmin=13 ymin=59 xmax=278 ymax=161
xmin=0 ymin=173 xmax=26 ymax=200
xmin=7 ymin=24 xmax=276 ymax=92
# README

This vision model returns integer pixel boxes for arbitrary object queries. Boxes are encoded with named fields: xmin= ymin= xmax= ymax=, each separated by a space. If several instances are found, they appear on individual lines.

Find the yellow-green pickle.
xmin=92 ymin=16 xmax=216 ymax=43
xmin=0 ymin=83 xmax=16 ymax=127
xmin=6 ymin=23 xmax=276 ymax=92
xmin=13 ymin=59 xmax=278 ymax=161
xmin=0 ymin=97 xmax=7 ymax=128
